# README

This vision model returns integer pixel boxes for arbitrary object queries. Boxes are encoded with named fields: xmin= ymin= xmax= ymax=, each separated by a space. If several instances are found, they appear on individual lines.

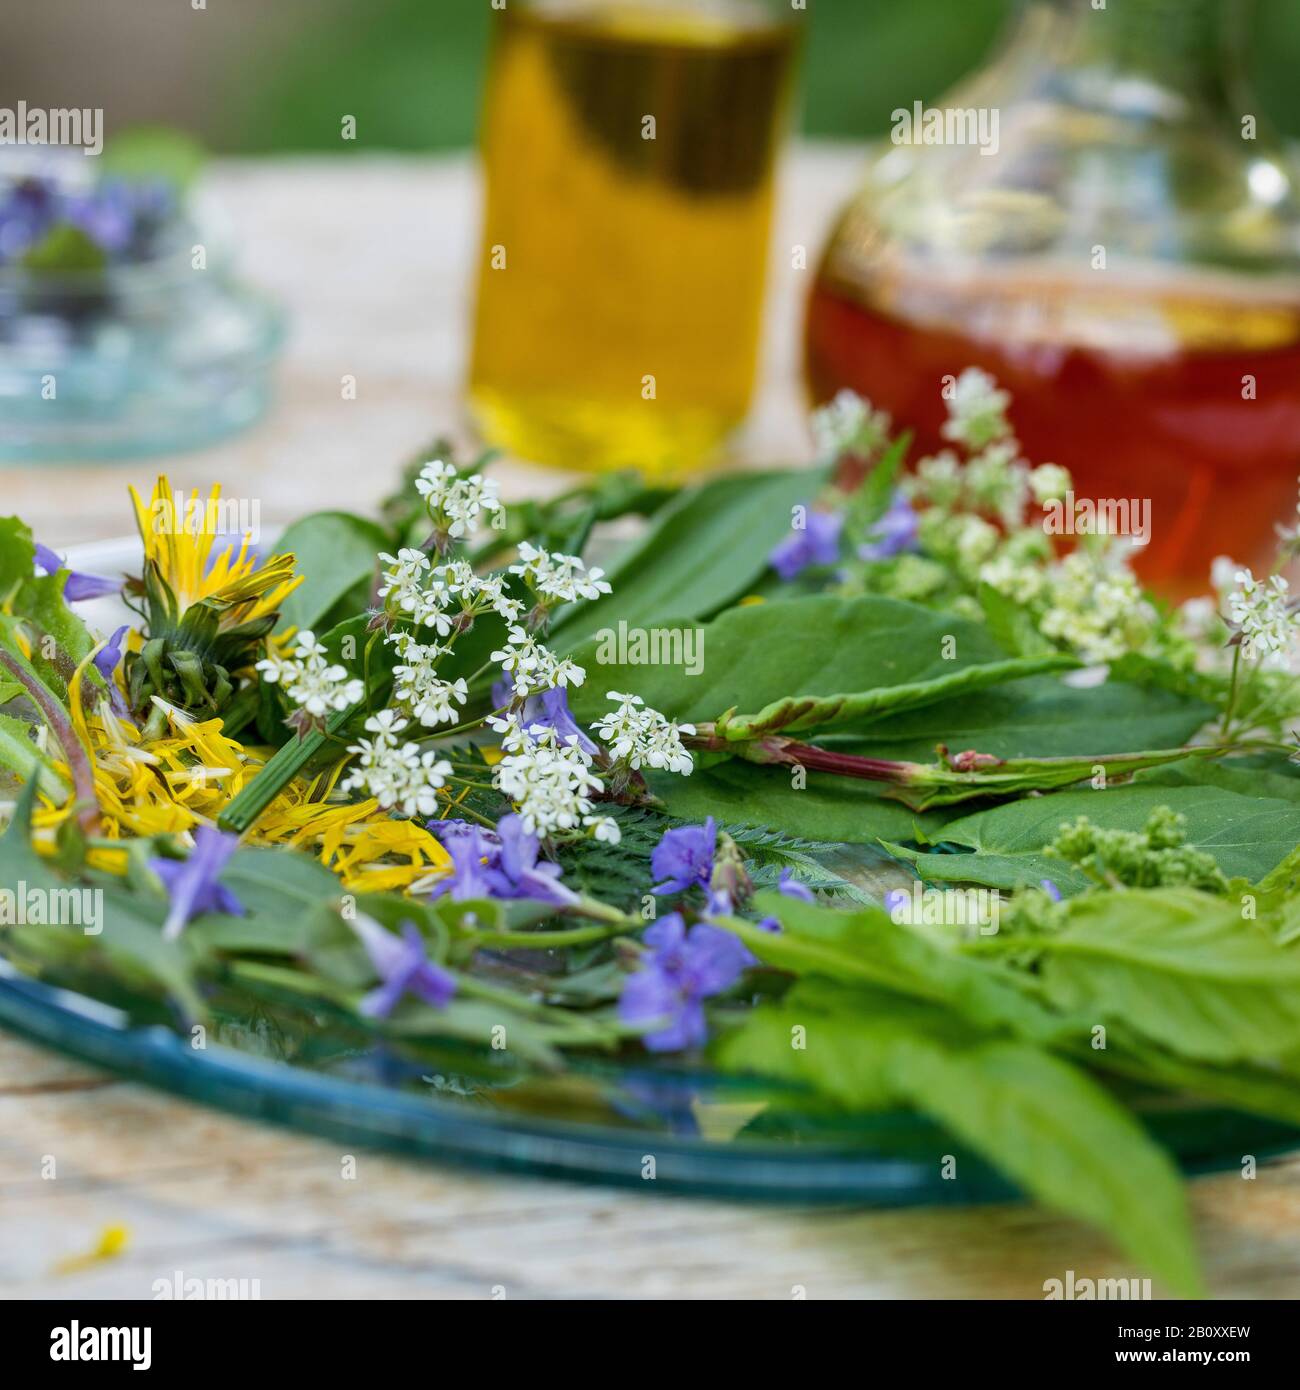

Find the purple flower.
xmin=351 ymin=917 xmax=456 ymax=1019
xmin=769 ymin=510 xmax=843 ymax=581
xmin=149 ymin=826 xmax=244 ymax=941
xmin=757 ymin=868 xmax=813 ymax=930
xmin=777 ymin=867 xmax=814 ymax=903
xmin=618 ymin=912 xmax=754 ymax=1052
xmin=493 ymin=680 xmax=598 ymax=756
xmin=857 ymin=490 xmax=919 ymax=562
xmin=523 ymin=686 xmax=598 ymax=755
xmin=430 ymin=815 xmax=575 ymax=906
xmin=34 ymin=542 xmax=122 ymax=602
xmin=1040 ymin=878 xmax=1063 ymax=902
xmin=92 ymin=624 xmax=131 ymax=718
xmin=883 ymin=888 xmax=910 ymax=918
xmin=651 ymin=817 xmax=717 ymax=895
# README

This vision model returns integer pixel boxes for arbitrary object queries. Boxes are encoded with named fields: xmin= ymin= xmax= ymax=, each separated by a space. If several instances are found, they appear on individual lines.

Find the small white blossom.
xmin=414 ymin=460 xmax=503 ymax=537
xmin=811 ymin=389 xmax=891 ymax=459
xmin=494 ymin=741 xmax=604 ymax=836
xmin=509 ymin=542 xmax=612 ymax=604
xmin=1028 ymin=463 xmax=1072 ymax=506
xmin=255 ymin=629 xmax=362 ymax=717
xmin=1228 ymin=568 xmax=1297 ymax=664
xmin=391 ymin=637 xmax=469 ymax=726
xmin=941 ymin=368 xmax=1012 ymax=451
xmin=377 ymin=548 xmax=431 ymax=614
xmin=590 ymin=691 xmax=696 ymax=776
xmin=342 ymin=738 xmax=452 ymax=817
xmin=490 ymin=627 xmax=586 ymax=697
xmin=584 ymin=815 xmax=621 ymax=845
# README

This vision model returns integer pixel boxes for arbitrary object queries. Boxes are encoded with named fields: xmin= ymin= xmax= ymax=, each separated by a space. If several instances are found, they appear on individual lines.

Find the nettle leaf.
xmin=648 ymin=759 xmax=955 ymax=846
xmin=825 ymin=675 xmax=1213 ymax=762
xmin=274 ymin=511 xmax=390 ymax=633
xmin=550 ymin=467 xmax=827 ymax=651
xmin=1015 ymin=887 xmax=1300 ymax=1064
xmin=717 ymin=979 xmax=1202 ymax=1296
xmin=569 ymin=593 xmax=1073 ymax=735
xmin=889 ymin=784 xmax=1300 ymax=894
xmin=723 ymin=896 xmax=1071 ymax=1046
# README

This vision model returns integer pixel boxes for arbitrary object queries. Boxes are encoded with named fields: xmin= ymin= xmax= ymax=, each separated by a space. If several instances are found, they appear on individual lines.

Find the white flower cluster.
xmin=388 ymin=631 xmax=469 ymax=727
xmin=414 ymin=460 xmax=502 ymax=537
xmin=493 ymin=727 xmax=605 ymax=837
xmin=509 ymin=541 xmax=612 ymax=604
xmin=590 ymin=692 xmax=696 ymax=775
xmin=1037 ymin=551 xmax=1155 ymax=665
xmin=256 ymin=631 xmax=364 ymax=717
xmin=340 ymin=710 xmax=452 ymax=817
xmin=811 ymin=389 xmax=892 ymax=459
xmin=1228 ymin=567 xmax=1297 ymax=665
xmin=378 ymin=549 xmax=525 ymax=634
xmin=940 ymin=367 xmax=1012 ymax=451
xmin=490 ymin=626 xmax=587 ymax=698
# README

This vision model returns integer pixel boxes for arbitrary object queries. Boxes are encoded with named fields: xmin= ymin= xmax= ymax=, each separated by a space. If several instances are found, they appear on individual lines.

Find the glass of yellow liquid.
xmin=468 ymin=0 xmax=800 ymax=479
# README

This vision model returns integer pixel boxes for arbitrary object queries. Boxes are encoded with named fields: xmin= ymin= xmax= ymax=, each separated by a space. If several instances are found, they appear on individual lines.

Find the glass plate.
xmin=3 ymin=541 xmax=1297 ymax=1202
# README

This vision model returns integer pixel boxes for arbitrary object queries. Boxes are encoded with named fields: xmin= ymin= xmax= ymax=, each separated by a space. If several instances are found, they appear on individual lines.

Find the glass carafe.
xmin=805 ymin=0 xmax=1300 ymax=595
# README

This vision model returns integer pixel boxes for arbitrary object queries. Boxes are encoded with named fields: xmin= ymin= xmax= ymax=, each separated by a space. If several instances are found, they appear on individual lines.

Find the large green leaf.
xmin=717 ymin=979 xmax=1201 ymax=1296
xmin=550 ymin=468 xmax=826 ymax=651
xmin=1017 ymin=887 xmax=1300 ymax=1064
xmin=826 ymin=675 xmax=1213 ymax=762
xmin=274 ymin=511 xmax=390 ymax=633
xmin=889 ymin=784 xmax=1300 ymax=894
xmin=724 ymin=897 xmax=1070 ymax=1045
xmin=568 ymin=593 xmax=1072 ymax=733
xmin=648 ymin=759 xmax=955 ymax=845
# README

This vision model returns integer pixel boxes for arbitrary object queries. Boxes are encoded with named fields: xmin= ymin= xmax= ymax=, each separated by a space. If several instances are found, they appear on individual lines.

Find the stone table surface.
xmin=2 ymin=150 xmax=1299 ymax=1300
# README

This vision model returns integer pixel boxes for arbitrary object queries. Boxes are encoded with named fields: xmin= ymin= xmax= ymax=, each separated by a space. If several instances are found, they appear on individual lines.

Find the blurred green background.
xmin=4 ymin=0 xmax=1300 ymax=153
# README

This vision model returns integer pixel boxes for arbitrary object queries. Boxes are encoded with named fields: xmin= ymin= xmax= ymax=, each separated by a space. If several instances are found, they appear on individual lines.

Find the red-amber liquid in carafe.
xmin=806 ymin=263 xmax=1300 ymax=596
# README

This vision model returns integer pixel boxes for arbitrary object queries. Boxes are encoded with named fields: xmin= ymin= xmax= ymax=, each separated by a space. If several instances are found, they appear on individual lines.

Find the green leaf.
xmin=0 ymin=780 xmax=203 ymax=1018
xmin=717 ymin=980 xmax=1202 ymax=1296
xmin=648 ymin=759 xmax=955 ymax=845
xmin=273 ymin=511 xmax=389 ymax=633
xmin=1018 ymin=887 xmax=1300 ymax=1064
xmin=826 ymin=675 xmax=1214 ymax=762
xmin=890 ymin=785 xmax=1300 ymax=894
xmin=722 ymin=897 xmax=1070 ymax=1045
xmin=568 ymin=593 xmax=1073 ymax=734
xmin=550 ymin=468 xmax=826 ymax=650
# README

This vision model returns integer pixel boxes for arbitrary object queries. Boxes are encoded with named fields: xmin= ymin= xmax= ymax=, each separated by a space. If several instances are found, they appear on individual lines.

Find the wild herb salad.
xmin=5 ymin=370 xmax=1300 ymax=1295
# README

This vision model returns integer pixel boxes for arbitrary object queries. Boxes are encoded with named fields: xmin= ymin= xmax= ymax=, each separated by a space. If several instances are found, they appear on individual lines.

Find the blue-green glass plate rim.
xmin=3 ymin=962 xmax=1298 ymax=1205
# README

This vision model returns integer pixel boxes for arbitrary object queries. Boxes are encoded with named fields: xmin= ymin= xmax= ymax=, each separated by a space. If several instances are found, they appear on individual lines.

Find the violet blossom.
xmin=430 ymin=814 xmax=576 ymax=906
xmin=768 ymin=509 xmax=843 ymax=581
xmin=756 ymin=868 xmax=814 ymax=931
xmin=651 ymin=817 xmax=716 ymax=895
xmin=351 ymin=916 xmax=457 ymax=1018
xmin=858 ymin=490 xmax=919 ymax=561
xmin=149 ymin=825 xmax=245 ymax=941
xmin=618 ymin=912 xmax=754 ymax=1052
xmin=34 ymin=542 xmax=122 ymax=602
xmin=92 ymin=624 xmax=131 ymax=718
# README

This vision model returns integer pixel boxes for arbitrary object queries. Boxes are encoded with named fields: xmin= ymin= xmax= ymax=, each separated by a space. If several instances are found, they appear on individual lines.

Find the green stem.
xmin=218 ymin=704 xmax=357 ymax=834
xmin=0 ymin=649 xmax=97 ymax=831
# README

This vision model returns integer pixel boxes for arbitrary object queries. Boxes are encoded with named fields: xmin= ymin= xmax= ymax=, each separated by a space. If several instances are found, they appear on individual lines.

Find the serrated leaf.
xmin=1022 ymin=887 xmax=1300 ymax=1063
xmin=890 ymin=784 xmax=1300 ymax=894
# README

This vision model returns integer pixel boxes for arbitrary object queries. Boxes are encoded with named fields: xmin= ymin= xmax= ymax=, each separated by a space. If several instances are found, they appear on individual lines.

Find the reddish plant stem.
xmin=688 ymin=727 xmax=916 ymax=784
xmin=0 ymin=649 xmax=100 ymax=831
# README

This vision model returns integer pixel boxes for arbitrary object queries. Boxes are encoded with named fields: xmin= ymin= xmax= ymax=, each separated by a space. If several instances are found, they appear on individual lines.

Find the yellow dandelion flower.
xmin=128 ymin=476 xmax=302 ymax=626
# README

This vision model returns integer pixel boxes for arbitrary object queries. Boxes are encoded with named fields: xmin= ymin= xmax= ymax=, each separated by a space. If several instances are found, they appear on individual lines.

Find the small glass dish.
xmin=0 ymin=210 xmax=282 ymax=461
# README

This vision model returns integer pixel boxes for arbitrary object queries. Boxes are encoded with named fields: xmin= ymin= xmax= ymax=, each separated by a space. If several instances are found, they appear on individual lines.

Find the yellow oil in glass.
xmin=468 ymin=0 xmax=797 ymax=478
